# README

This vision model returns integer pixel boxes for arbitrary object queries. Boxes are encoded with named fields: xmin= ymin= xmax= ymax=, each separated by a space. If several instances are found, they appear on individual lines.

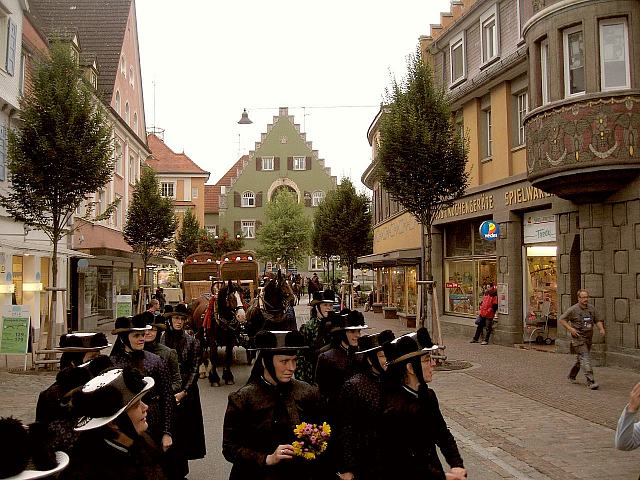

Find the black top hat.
xmin=73 ymin=367 xmax=154 ymax=431
xmin=385 ymin=328 xmax=441 ymax=366
xmin=310 ymin=289 xmax=336 ymax=306
xmin=138 ymin=311 xmax=166 ymax=330
xmin=55 ymin=332 xmax=111 ymax=353
xmin=166 ymin=303 xmax=189 ymax=318
xmin=111 ymin=315 xmax=151 ymax=335
xmin=163 ymin=305 xmax=174 ymax=314
xmin=344 ymin=310 xmax=369 ymax=330
xmin=249 ymin=330 xmax=308 ymax=352
xmin=357 ymin=329 xmax=395 ymax=354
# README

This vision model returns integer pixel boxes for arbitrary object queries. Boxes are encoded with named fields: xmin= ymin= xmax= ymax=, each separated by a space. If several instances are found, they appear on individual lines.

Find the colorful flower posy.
xmin=291 ymin=422 xmax=331 ymax=460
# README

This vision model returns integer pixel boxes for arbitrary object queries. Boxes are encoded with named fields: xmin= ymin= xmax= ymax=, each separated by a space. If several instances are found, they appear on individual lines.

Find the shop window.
xmin=599 ymin=18 xmax=630 ymax=91
xmin=524 ymin=246 xmax=558 ymax=340
xmin=563 ymin=26 xmax=585 ymax=97
xmin=12 ymin=255 xmax=22 ymax=305
xmin=444 ymin=221 xmax=497 ymax=316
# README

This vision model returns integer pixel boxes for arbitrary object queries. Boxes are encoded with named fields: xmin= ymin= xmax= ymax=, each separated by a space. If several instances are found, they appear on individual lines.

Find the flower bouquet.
xmin=291 ymin=422 xmax=331 ymax=460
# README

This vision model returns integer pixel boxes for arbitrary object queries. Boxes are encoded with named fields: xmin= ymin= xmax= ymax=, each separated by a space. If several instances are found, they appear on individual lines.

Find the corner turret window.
xmin=599 ymin=18 xmax=630 ymax=91
xmin=563 ymin=26 xmax=585 ymax=97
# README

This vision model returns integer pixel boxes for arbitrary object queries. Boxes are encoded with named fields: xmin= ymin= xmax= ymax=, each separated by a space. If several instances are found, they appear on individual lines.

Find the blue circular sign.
xmin=479 ymin=220 xmax=500 ymax=241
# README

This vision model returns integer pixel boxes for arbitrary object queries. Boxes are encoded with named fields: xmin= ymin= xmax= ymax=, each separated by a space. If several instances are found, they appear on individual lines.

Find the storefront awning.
xmin=0 ymin=238 xmax=93 ymax=258
xmin=357 ymin=248 xmax=422 ymax=267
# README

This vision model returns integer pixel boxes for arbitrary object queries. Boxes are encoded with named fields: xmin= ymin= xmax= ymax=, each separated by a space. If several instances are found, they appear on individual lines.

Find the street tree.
xmin=256 ymin=189 xmax=312 ymax=271
xmin=123 ymin=166 xmax=177 ymax=291
xmin=378 ymin=49 xmax=468 ymax=326
xmin=174 ymin=208 xmax=200 ymax=262
xmin=311 ymin=200 xmax=335 ymax=281
xmin=198 ymin=228 xmax=244 ymax=259
xmin=0 ymin=42 xmax=115 ymax=348
xmin=314 ymin=178 xmax=372 ymax=285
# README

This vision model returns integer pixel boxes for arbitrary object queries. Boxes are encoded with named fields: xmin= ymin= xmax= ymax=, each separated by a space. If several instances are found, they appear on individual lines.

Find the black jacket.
xmin=59 ymin=431 xmax=166 ymax=480
xmin=337 ymin=370 xmax=386 ymax=479
xmin=315 ymin=344 xmax=361 ymax=415
xmin=223 ymin=378 xmax=324 ymax=480
xmin=381 ymin=384 xmax=464 ymax=479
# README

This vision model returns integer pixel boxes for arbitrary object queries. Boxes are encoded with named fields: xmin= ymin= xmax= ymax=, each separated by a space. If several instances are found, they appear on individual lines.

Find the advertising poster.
xmin=116 ymin=295 xmax=132 ymax=318
xmin=497 ymin=283 xmax=508 ymax=315
xmin=0 ymin=305 xmax=30 ymax=355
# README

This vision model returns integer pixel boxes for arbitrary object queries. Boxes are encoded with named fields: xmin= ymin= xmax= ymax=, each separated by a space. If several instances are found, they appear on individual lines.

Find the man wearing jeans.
xmin=559 ymin=289 xmax=605 ymax=390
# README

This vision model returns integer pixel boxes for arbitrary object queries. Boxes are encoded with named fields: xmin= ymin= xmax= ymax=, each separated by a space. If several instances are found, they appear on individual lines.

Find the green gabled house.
xmin=204 ymin=107 xmax=336 ymax=274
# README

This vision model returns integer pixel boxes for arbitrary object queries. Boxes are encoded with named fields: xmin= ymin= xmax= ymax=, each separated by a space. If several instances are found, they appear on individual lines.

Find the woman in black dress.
xmin=162 ymin=304 xmax=207 ymax=477
xmin=223 ymin=330 xmax=326 ymax=480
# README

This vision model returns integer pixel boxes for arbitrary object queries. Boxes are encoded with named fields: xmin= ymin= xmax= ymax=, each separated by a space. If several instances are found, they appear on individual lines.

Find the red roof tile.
xmin=146 ymin=134 xmax=210 ymax=176
xmin=204 ymin=156 xmax=248 ymax=214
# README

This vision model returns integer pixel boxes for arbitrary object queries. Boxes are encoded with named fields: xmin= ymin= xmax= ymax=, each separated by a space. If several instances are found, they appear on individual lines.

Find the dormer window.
xmin=480 ymin=4 xmax=499 ymax=65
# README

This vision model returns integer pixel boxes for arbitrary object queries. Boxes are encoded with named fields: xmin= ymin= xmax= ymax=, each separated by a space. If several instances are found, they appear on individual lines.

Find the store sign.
xmin=523 ymin=212 xmax=556 ymax=244
xmin=116 ymin=295 xmax=132 ymax=318
xmin=438 ymin=194 xmax=494 ymax=220
xmin=479 ymin=221 xmax=500 ymax=241
xmin=445 ymin=282 xmax=459 ymax=289
xmin=0 ymin=305 xmax=30 ymax=355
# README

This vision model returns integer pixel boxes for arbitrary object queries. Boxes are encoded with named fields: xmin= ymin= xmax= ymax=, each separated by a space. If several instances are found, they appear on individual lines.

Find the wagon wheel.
xmin=535 ymin=335 xmax=545 ymax=344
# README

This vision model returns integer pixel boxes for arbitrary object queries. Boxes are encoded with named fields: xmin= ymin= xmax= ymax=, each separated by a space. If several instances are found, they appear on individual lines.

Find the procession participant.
xmin=59 ymin=367 xmax=166 ymax=480
xmin=559 ymin=289 xmax=605 ymax=390
xmin=109 ymin=315 xmax=174 ymax=453
xmin=336 ymin=329 xmax=395 ymax=480
xmin=162 ymin=305 xmax=207 ymax=477
xmin=142 ymin=311 xmax=182 ymax=394
xmin=382 ymin=328 xmax=466 ymax=480
xmin=315 ymin=310 xmax=368 ymax=415
xmin=223 ymin=330 xmax=325 ymax=480
xmin=0 ymin=417 xmax=70 ymax=479
xmin=295 ymin=288 xmax=339 ymax=384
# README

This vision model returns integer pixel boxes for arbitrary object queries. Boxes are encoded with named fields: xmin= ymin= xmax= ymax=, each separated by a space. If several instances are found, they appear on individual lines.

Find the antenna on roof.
xmin=146 ymin=79 xmax=164 ymax=140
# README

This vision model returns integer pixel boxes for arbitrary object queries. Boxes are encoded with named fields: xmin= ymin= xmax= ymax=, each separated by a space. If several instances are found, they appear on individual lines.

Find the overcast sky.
xmin=136 ymin=0 xmax=450 ymax=191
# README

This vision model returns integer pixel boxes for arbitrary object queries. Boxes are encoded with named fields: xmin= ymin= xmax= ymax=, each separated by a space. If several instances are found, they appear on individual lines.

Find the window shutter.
xmin=256 ymin=220 xmax=262 ymax=232
xmin=274 ymin=157 xmax=280 ymax=170
xmin=306 ymin=156 xmax=312 ymax=170
xmin=256 ymin=191 xmax=263 ymax=207
xmin=5 ymin=19 xmax=16 ymax=76
xmin=304 ymin=191 xmax=311 ymax=207
xmin=287 ymin=157 xmax=293 ymax=170
xmin=0 ymin=125 xmax=5 ymax=181
xmin=234 ymin=221 xmax=241 ymax=236
xmin=234 ymin=191 xmax=241 ymax=207
xmin=256 ymin=157 xmax=262 ymax=171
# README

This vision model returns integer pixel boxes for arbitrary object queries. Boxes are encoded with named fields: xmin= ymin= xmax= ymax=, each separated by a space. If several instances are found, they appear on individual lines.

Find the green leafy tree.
xmin=174 ymin=208 xmax=201 ymax=262
xmin=123 ymin=166 xmax=177 ymax=288
xmin=378 ymin=48 xmax=469 ymax=326
xmin=256 ymin=190 xmax=312 ymax=271
xmin=198 ymin=228 xmax=244 ymax=259
xmin=314 ymin=178 xmax=372 ymax=284
xmin=0 ymin=42 xmax=115 ymax=348
xmin=311 ymin=199 xmax=335 ymax=281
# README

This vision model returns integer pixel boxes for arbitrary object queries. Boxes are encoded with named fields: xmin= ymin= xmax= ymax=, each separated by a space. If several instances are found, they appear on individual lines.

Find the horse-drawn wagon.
xmin=182 ymin=252 xmax=220 ymax=303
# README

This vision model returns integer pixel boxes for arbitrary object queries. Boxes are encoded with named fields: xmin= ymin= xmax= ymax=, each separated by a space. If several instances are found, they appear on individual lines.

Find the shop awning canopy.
xmin=357 ymin=248 xmax=422 ymax=267
xmin=0 ymin=238 xmax=93 ymax=258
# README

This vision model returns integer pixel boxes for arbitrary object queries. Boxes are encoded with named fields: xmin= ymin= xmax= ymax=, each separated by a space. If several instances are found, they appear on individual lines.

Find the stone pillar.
xmin=494 ymin=212 xmax=523 ymax=345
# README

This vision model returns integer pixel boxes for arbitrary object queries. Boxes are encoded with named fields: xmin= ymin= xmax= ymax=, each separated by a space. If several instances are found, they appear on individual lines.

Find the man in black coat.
xmin=336 ymin=329 xmax=395 ymax=480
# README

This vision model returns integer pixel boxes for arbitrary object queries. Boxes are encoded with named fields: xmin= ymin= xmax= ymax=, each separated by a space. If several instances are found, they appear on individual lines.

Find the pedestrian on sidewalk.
xmin=615 ymin=382 xmax=640 ymax=451
xmin=336 ymin=329 xmax=395 ymax=480
xmin=382 ymin=328 xmax=467 ymax=480
xmin=470 ymin=283 xmax=498 ymax=345
xmin=559 ymin=289 xmax=605 ymax=390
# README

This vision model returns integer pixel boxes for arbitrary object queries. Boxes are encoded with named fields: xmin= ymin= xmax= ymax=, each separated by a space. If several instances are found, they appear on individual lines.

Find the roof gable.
xmin=146 ymin=134 xmax=210 ymax=177
xmin=30 ymin=0 xmax=132 ymax=100
xmin=204 ymin=156 xmax=248 ymax=214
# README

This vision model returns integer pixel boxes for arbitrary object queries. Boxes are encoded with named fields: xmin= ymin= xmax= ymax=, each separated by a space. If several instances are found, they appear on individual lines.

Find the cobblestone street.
xmin=1 ymin=301 xmax=639 ymax=479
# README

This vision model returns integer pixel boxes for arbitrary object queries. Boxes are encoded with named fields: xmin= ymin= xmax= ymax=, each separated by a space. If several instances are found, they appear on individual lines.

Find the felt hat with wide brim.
xmin=74 ymin=368 xmax=154 ymax=431
xmin=248 ymin=330 xmax=308 ymax=352
xmin=137 ymin=311 xmax=166 ymax=330
xmin=310 ymin=289 xmax=336 ymax=306
xmin=165 ymin=303 xmax=189 ymax=318
xmin=385 ymin=328 xmax=442 ymax=366
xmin=5 ymin=451 xmax=70 ymax=480
xmin=357 ymin=329 xmax=395 ymax=354
xmin=111 ymin=315 xmax=152 ymax=335
xmin=54 ymin=332 xmax=111 ymax=353
xmin=343 ymin=310 xmax=369 ymax=331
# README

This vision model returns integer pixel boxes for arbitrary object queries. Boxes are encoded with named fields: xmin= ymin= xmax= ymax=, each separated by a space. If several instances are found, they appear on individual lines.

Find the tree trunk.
xmin=46 ymin=240 xmax=58 ymax=351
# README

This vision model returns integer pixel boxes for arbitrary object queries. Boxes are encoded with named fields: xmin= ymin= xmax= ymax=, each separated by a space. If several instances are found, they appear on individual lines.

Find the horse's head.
xmin=261 ymin=270 xmax=295 ymax=318
xmin=217 ymin=279 xmax=246 ymax=322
